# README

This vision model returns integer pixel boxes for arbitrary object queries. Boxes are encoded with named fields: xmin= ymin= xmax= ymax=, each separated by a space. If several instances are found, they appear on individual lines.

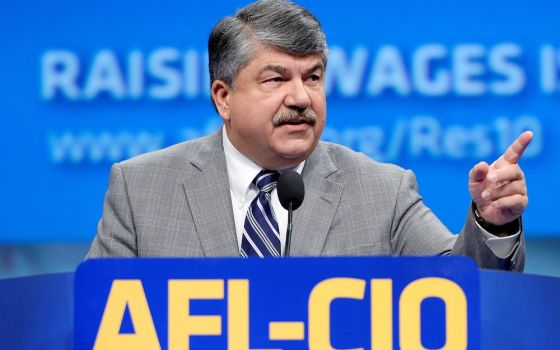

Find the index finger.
xmin=497 ymin=131 xmax=534 ymax=166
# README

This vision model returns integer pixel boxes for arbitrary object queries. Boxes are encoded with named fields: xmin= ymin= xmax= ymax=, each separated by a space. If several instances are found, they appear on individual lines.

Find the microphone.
xmin=277 ymin=170 xmax=305 ymax=257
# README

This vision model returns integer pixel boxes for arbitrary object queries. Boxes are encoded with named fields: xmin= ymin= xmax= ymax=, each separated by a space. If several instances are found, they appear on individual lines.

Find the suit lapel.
xmin=182 ymin=130 xmax=239 ymax=257
xmin=291 ymin=143 xmax=343 ymax=256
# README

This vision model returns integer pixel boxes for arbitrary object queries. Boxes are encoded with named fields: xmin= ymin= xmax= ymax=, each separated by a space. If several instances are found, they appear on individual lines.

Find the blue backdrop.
xmin=0 ymin=0 xmax=557 ymax=241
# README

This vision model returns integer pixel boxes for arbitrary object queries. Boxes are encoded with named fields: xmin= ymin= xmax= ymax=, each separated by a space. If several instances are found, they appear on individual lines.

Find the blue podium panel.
xmin=0 ymin=273 xmax=74 ymax=350
xmin=75 ymin=257 xmax=480 ymax=349
xmin=480 ymin=271 xmax=560 ymax=349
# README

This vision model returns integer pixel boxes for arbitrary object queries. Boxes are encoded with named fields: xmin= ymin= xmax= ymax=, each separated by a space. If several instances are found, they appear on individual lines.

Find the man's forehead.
xmin=251 ymin=50 xmax=324 ymax=72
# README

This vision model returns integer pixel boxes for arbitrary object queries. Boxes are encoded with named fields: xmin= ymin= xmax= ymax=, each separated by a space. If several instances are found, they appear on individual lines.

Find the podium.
xmin=1 ymin=257 xmax=559 ymax=349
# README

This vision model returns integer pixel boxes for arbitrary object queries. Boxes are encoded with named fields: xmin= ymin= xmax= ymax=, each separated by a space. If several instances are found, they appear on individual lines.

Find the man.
xmin=87 ymin=0 xmax=532 ymax=271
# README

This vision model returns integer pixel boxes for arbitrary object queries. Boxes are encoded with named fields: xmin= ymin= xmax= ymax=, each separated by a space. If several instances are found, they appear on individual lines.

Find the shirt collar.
xmin=222 ymin=127 xmax=305 ymax=200
xmin=223 ymin=127 xmax=262 ymax=201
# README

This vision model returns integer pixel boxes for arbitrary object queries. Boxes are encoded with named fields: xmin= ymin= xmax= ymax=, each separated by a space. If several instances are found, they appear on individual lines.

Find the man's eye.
xmin=307 ymin=74 xmax=321 ymax=83
xmin=310 ymin=74 xmax=322 ymax=80
xmin=264 ymin=77 xmax=283 ymax=83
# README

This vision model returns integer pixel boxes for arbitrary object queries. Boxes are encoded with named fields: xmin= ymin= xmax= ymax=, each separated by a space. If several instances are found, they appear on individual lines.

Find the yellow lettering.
xmin=269 ymin=322 xmax=305 ymax=340
xmin=371 ymin=279 xmax=393 ymax=350
xmin=168 ymin=279 xmax=223 ymax=350
xmin=228 ymin=279 xmax=250 ymax=349
xmin=93 ymin=279 xmax=161 ymax=350
xmin=308 ymin=277 xmax=366 ymax=350
xmin=399 ymin=277 xmax=467 ymax=350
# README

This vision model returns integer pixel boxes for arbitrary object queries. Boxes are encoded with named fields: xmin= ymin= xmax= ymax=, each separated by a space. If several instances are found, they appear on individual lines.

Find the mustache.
xmin=272 ymin=108 xmax=318 ymax=127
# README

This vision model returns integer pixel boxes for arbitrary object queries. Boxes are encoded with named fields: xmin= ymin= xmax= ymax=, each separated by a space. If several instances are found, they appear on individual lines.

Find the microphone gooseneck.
xmin=277 ymin=170 xmax=305 ymax=257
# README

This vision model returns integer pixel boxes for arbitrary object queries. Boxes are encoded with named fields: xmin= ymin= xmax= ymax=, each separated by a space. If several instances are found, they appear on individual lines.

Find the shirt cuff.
xmin=476 ymin=220 xmax=521 ymax=258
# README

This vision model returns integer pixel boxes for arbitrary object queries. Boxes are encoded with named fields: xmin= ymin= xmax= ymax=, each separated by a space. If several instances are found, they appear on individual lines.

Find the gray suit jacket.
xmin=87 ymin=129 xmax=524 ymax=271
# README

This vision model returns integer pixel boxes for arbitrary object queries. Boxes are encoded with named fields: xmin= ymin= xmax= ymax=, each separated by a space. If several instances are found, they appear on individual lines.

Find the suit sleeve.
xmin=86 ymin=163 xmax=138 ymax=258
xmin=453 ymin=211 xmax=525 ymax=271
xmin=390 ymin=169 xmax=525 ymax=271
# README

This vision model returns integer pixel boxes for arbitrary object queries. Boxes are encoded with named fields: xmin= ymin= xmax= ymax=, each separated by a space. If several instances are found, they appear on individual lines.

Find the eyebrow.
xmin=257 ymin=62 xmax=325 ymax=76
xmin=305 ymin=62 xmax=325 ymax=75
xmin=258 ymin=64 xmax=289 ymax=76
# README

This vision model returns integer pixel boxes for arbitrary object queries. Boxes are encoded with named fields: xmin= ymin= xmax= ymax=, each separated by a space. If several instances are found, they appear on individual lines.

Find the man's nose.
xmin=284 ymin=79 xmax=312 ymax=109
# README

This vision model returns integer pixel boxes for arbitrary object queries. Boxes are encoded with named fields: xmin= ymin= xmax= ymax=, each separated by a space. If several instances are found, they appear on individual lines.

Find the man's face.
xmin=212 ymin=46 xmax=326 ymax=170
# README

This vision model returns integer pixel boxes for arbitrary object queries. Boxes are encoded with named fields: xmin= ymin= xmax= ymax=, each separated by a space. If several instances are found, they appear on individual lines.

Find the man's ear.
xmin=211 ymin=80 xmax=232 ymax=121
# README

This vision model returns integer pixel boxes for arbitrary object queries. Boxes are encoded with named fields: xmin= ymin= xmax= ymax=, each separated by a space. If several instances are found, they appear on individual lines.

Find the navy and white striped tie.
xmin=240 ymin=170 xmax=281 ymax=257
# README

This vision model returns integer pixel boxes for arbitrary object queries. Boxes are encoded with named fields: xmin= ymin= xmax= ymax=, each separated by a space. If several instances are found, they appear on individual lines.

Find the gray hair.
xmin=208 ymin=0 xmax=328 ymax=92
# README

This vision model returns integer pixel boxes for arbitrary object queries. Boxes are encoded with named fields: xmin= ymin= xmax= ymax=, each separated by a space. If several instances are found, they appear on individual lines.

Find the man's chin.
xmin=276 ymin=144 xmax=314 ymax=161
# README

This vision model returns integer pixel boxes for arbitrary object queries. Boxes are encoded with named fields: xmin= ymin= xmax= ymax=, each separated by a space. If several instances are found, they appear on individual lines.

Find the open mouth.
xmin=286 ymin=120 xmax=306 ymax=125
xmin=273 ymin=109 xmax=317 ymax=127
xmin=281 ymin=118 xmax=314 ymax=126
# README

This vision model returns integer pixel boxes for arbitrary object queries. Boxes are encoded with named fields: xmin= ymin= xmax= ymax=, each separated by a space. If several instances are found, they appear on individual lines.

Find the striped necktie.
xmin=240 ymin=170 xmax=281 ymax=257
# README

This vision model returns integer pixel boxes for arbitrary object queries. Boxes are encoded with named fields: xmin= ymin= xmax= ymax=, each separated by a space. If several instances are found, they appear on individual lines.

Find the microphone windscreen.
xmin=277 ymin=170 xmax=305 ymax=210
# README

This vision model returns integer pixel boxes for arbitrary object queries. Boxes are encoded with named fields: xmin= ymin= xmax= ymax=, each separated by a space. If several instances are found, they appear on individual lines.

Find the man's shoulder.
xmin=317 ymin=141 xmax=408 ymax=184
xmin=115 ymin=133 xmax=218 ymax=173
xmin=319 ymin=141 xmax=405 ymax=175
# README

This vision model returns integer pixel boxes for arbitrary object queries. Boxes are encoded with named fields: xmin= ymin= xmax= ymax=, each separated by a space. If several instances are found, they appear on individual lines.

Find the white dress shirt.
xmin=223 ymin=128 xmax=304 ymax=255
xmin=222 ymin=127 xmax=519 ymax=258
